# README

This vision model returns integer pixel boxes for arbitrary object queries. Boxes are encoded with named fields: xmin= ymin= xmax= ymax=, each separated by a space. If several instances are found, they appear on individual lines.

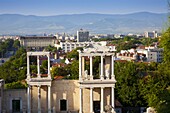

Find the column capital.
xmin=101 ymin=55 xmax=104 ymax=58
xmin=111 ymin=75 xmax=116 ymax=80
xmin=79 ymin=54 xmax=82 ymax=57
xmin=112 ymin=85 xmax=115 ymax=88
xmin=26 ymin=74 xmax=31 ymax=79
xmin=90 ymin=87 xmax=94 ymax=89
xmin=37 ymin=85 xmax=41 ymax=88
xmin=47 ymin=85 xmax=51 ymax=87
xmin=27 ymin=84 xmax=31 ymax=89
xmin=101 ymin=87 xmax=105 ymax=89
xmin=79 ymin=78 xmax=83 ymax=81
xmin=47 ymin=74 xmax=52 ymax=78
xmin=79 ymin=86 xmax=83 ymax=89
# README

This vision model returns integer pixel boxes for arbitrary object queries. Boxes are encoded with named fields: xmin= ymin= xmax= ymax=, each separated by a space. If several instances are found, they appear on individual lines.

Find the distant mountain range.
xmin=0 ymin=12 xmax=168 ymax=35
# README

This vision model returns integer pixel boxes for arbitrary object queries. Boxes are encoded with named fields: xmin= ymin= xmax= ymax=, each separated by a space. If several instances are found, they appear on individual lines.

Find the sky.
xmin=0 ymin=0 xmax=168 ymax=16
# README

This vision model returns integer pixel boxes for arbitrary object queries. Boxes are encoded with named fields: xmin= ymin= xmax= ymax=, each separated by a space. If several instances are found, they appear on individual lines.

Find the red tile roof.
xmin=54 ymin=76 xmax=64 ymax=80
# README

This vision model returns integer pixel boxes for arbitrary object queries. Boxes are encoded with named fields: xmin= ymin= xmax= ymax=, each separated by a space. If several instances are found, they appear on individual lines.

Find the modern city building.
xmin=77 ymin=29 xmax=89 ymax=42
xmin=117 ymin=47 xmax=163 ymax=63
xmin=137 ymin=47 xmax=163 ymax=63
xmin=144 ymin=31 xmax=158 ymax=38
xmin=19 ymin=36 xmax=57 ymax=50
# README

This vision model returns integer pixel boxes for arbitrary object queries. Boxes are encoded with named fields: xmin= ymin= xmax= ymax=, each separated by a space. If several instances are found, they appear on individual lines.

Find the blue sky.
xmin=0 ymin=0 xmax=168 ymax=16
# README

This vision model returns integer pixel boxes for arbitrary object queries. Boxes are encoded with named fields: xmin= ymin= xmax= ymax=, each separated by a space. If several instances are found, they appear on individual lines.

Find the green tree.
xmin=68 ymin=60 xmax=79 ymax=79
xmin=45 ymin=45 xmax=57 ymax=52
xmin=115 ymin=62 xmax=145 ymax=107
xmin=5 ymin=81 xmax=27 ymax=89
xmin=160 ymin=27 xmax=170 ymax=63
xmin=123 ymin=36 xmax=133 ymax=41
xmin=51 ymin=66 xmax=68 ymax=77
xmin=0 ymin=47 xmax=27 ymax=83
xmin=67 ymin=47 xmax=83 ymax=60
xmin=13 ymin=39 xmax=20 ymax=49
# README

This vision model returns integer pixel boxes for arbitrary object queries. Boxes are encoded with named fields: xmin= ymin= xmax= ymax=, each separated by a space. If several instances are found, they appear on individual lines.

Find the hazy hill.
xmin=0 ymin=12 xmax=167 ymax=35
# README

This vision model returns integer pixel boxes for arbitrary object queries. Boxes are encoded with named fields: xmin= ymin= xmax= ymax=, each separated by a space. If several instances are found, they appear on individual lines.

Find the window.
xmin=12 ymin=100 xmax=20 ymax=112
xmin=93 ymin=101 xmax=100 ymax=113
xmin=60 ymin=99 xmax=67 ymax=111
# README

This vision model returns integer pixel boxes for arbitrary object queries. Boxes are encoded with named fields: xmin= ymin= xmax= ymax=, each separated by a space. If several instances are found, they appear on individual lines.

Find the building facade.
xmin=117 ymin=47 xmax=163 ymax=63
xmin=137 ymin=48 xmax=163 ymax=63
xmin=77 ymin=29 xmax=89 ymax=42
xmin=58 ymin=41 xmax=107 ymax=53
xmin=1 ymin=43 xmax=117 ymax=113
xmin=19 ymin=36 xmax=56 ymax=50
xmin=144 ymin=31 xmax=158 ymax=38
xmin=78 ymin=43 xmax=117 ymax=113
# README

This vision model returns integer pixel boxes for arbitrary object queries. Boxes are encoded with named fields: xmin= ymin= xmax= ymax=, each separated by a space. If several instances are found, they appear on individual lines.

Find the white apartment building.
xmin=117 ymin=47 xmax=163 ymax=63
xmin=137 ymin=48 xmax=163 ymax=63
xmin=58 ymin=41 xmax=108 ymax=53
xmin=144 ymin=31 xmax=158 ymax=38
xmin=77 ymin=29 xmax=89 ymax=42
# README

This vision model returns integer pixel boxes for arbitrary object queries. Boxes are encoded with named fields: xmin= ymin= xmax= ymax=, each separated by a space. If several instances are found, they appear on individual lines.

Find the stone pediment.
xmin=83 ymin=43 xmax=115 ymax=53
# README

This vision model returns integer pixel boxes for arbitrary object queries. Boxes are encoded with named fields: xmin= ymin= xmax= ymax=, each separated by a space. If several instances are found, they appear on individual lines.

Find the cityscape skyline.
xmin=0 ymin=0 xmax=168 ymax=16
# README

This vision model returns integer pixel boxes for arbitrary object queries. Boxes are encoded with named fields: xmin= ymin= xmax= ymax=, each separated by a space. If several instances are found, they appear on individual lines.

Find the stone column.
xmin=27 ymin=85 xmax=31 ymax=113
xmin=101 ymin=87 xmax=104 ymax=113
xmin=111 ymin=55 xmax=115 ymax=80
xmin=82 ymin=57 xmax=85 ymax=77
xmin=37 ymin=55 xmax=40 ymax=78
xmin=47 ymin=54 xmax=51 ymax=78
xmin=90 ymin=87 xmax=94 ymax=113
xmin=90 ymin=56 xmax=93 ymax=80
xmin=111 ymin=86 xmax=116 ymax=113
xmin=79 ymin=55 xmax=82 ymax=81
xmin=48 ymin=86 xmax=51 ymax=113
xmin=38 ymin=85 xmax=41 ymax=113
xmin=79 ymin=87 xmax=83 ymax=113
xmin=27 ymin=55 xmax=30 ymax=79
xmin=100 ymin=56 xmax=104 ymax=80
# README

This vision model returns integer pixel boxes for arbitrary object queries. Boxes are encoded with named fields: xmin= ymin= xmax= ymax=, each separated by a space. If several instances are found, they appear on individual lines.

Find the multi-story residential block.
xmin=144 ymin=31 xmax=158 ymax=38
xmin=58 ymin=41 xmax=108 ymax=53
xmin=137 ymin=47 xmax=163 ymax=63
xmin=117 ymin=47 xmax=163 ymax=63
xmin=77 ymin=29 xmax=89 ymax=42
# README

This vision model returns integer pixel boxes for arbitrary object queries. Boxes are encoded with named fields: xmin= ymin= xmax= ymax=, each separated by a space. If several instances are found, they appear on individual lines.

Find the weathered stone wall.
xmin=2 ymin=80 xmax=113 ymax=113
xmin=3 ymin=89 xmax=27 ymax=113
xmin=30 ymin=80 xmax=112 ymax=113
